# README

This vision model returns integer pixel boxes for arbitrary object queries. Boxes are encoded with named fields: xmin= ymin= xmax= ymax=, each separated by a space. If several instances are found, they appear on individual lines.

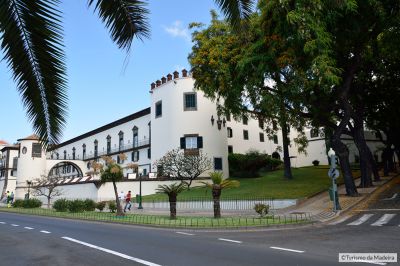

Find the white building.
xmin=0 ymin=70 xmax=384 ymax=202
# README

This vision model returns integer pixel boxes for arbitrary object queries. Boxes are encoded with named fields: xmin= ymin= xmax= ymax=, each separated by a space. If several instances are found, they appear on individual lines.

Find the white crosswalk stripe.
xmin=347 ymin=214 xmax=375 ymax=226
xmin=371 ymin=214 xmax=396 ymax=226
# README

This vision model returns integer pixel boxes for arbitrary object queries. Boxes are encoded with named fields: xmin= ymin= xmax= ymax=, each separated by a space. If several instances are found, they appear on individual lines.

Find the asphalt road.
xmin=0 ymin=184 xmax=398 ymax=266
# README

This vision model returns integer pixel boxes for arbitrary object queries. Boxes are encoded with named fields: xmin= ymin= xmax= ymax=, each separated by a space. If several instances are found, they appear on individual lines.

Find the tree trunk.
xmin=169 ymin=194 xmax=177 ymax=220
xmin=366 ymin=146 xmax=380 ymax=182
xmin=0 ymin=175 xmax=8 ymax=201
xmin=352 ymin=118 xmax=373 ymax=188
xmin=212 ymin=187 xmax=221 ymax=218
xmin=280 ymin=102 xmax=293 ymax=179
xmin=47 ymin=197 xmax=51 ymax=209
xmin=112 ymin=181 xmax=124 ymax=216
xmin=332 ymin=138 xmax=359 ymax=196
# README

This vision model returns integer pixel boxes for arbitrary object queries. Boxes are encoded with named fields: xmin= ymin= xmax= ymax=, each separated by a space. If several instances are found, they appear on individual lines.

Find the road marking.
xmin=40 ymin=230 xmax=51 ymax=234
xmin=176 ymin=232 xmax=195 ymax=236
xmin=11 ymin=224 xmax=19 ymax=227
xmin=329 ymin=215 xmax=352 ymax=225
xmin=347 ymin=214 xmax=374 ymax=225
xmin=371 ymin=214 xmax=396 ymax=226
xmin=24 ymin=227 xmax=34 ymax=230
xmin=61 ymin=236 xmax=162 ymax=266
xmin=382 ymin=193 xmax=398 ymax=201
xmin=218 ymin=238 xmax=242 ymax=244
xmin=270 ymin=246 xmax=305 ymax=253
xmin=0 ymin=222 xmax=5 ymax=224
xmin=356 ymin=209 xmax=400 ymax=211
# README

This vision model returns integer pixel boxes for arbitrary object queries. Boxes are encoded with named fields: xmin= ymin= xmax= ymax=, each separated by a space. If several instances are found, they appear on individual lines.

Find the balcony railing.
xmin=46 ymin=139 xmax=150 ymax=161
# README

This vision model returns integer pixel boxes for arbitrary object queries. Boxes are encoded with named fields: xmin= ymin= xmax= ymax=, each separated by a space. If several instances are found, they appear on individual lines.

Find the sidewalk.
xmin=276 ymin=173 xmax=399 ymax=223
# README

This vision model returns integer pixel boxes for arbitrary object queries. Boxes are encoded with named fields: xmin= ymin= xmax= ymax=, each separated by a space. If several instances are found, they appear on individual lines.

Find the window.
xmin=310 ymin=128 xmax=319 ymax=138
xmin=32 ymin=143 xmax=42 ymax=158
xmin=118 ymin=131 xmax=124 ymax=150
xmin=184 ymin=92 xmax=197 ymax=111
xmin=132 ymin=127 xmax=138 ymax=147
xmin=214 ymin=157 xmax=223 ymax=171
xmin=63 ymin=150 xmax=67 ymax=160
xmin=273 ymin=135 xmax=278 ymax=144
xmin=147 ymin=148 xmax=151 ymax=159
xmin=56 ymin=153 xmax=59 ymax=159
xmin=82 ymin=144 xmax=86 ymax=160
xmin=226 ymin=113 xmax=231 ymax=122
xmin=132 ymin=151 xmax=139 ymax=162
xmin=242 ymin=115 xmax=248 ymax=125
xmin=143 ymin=168 xmax=147 ymax=176
xmin=227 ymin=127 xmax=233 ymax=138
xmin=228 ymin=145 xmax=233 ymax=154
xmin=94 ymin=140 xmax=98 ymax=158
xmin=155 ymin=101 xmax=162 ymax=118
xmin=180 ymin=136 xmax=203 ymax=150
xmin=258 ymin=119 xmax=264 ymax=129
xmin=272 ymin=121 xmax=278 ymax=130
xmin=106 ymin=135 xmax=111 ymax=154
xmin=243 ymin=130 xmax=249 ymax=140
xmin=72 ymin=147 xmax=76 ymax=160
xmin=259 ymin=133 xmax=265 ymax=142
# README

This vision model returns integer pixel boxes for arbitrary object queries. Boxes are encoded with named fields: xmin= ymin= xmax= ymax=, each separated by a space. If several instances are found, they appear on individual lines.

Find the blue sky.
xmin=0 ymin=0 xmax=219 ymax=144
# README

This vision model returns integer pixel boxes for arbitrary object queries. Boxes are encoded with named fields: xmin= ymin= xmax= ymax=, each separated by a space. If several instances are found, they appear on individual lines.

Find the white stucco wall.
xmin=150 ymin=76 xmax=229 ymax=178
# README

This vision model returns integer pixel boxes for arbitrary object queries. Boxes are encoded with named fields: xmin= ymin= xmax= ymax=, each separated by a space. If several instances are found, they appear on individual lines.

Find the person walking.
xmin=124 ymin=191 xmax=132 ymax=212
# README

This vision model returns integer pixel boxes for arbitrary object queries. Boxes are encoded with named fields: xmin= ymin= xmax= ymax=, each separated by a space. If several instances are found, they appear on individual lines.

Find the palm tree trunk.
xmin=212 ymin=187 xmax=221 ymax=218
xmin=1 ymin=175 xmax=8 ymax=201
xmin=169 ymin=194 xmax=177 ymax=219
xmin=112 ymin=181 xmax=124 ymax=216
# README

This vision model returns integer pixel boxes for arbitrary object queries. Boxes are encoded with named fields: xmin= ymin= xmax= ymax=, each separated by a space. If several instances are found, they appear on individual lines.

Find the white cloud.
xmin=163 ymin=20 xmax=190 ymax=42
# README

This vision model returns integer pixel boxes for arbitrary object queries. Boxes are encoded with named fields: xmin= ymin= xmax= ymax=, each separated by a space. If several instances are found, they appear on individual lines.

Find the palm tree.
xmin=201 ymin=172 xmax=239 ymax=218
xmin=156 ymin=182 xmax=187 ymax=219
xmin=0 ymin=0 xmax=252 ymax=144
xmin=95 ymin=156 xmax=124 ymax=215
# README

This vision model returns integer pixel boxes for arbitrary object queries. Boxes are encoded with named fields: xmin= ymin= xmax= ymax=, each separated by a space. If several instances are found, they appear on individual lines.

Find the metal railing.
xmin=46 ymin=139 xmax=150 ymax=160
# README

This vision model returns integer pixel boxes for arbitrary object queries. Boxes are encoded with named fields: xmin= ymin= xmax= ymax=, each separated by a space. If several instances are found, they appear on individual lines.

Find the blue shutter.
xmin=197 ymin=136 xmax=203 ymax=148
xmin=180 ymin=137 xmax=186 ymax=149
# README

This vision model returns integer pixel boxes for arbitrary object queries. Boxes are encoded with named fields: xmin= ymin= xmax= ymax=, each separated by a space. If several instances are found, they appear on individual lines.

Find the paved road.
xmin=0 ymin=184 xmax=398 ymax=266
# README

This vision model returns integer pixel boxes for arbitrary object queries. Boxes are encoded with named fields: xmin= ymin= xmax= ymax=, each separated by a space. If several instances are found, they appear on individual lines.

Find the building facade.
xmin=0 ymin=70 xmax=385 ymax=202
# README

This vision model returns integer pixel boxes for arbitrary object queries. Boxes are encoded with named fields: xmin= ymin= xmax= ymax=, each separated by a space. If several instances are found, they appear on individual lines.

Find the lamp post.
xmin=26 ymin=180 xmax=32 ymax=199
xmin=138 ymin=169 xmax=143 ymax=209
xmin=328 ymin=148 xmax=341 ymax=212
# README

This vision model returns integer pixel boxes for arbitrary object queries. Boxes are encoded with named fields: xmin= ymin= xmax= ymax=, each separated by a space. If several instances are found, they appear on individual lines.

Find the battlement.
xmin=150 ymin=69 xmax=190 ymax=90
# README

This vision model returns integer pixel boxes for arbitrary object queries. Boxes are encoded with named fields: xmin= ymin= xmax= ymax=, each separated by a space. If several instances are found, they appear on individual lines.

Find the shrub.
xmin=68 ymin=199 xmax=86 ymax=213
xmin=228 ymin=151 xmax=282 ymax=178
xmin=53 ymin=198 xmax=70 ymax=212
xmin=312 ymin=160 xmax=320 ymax=166
xmin=96 ymin=201 xmax=107 ymax=212
xmin=83 ymin=199 xmax=96 ymax=211
xmin=12 ymin=199 xmax=25 ymax=208
xmin=254 ymin=203 xmax=269 ymax=217
xmin=17 ymin=198 xmax=42 ymax=208
xmin=108 ymin=200 xmax=117 ymax=213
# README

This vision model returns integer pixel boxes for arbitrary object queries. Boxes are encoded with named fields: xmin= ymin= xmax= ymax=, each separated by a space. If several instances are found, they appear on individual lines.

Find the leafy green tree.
xmin=201 ymin=172 xmax=239 ymax=218
xmin=0 ymin=0 xmax=251 ymax=144
xmin=156 ymin=182 xmax=187 ymax=219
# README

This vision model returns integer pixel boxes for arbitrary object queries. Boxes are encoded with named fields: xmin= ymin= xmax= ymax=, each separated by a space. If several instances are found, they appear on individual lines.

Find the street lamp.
xmin=138 ymin=169 xmax=143 ymax=209
xmin=26 ymin=180 xmax=32 ymax=199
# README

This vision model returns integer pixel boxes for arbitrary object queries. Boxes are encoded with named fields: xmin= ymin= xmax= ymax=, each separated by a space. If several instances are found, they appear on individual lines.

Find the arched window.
xmin=72 ymin=147 xmax=76 ymax=160
xmin=118 ymin=131 xmax=124 ymax=151
xmin=132 ymin=126 xmax=139 ymax=147
xmin=63 ymin=150 xmax=67 ymax=160
xmin=106 ymin=135 xmax=111 ymax=154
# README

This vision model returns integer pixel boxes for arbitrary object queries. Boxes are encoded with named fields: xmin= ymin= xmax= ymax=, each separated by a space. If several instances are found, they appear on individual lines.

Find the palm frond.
xmin=88 ymin=0 xmax=150 ymax=52
xmin=0 ymin=0 xmax=67 ymax=145
xmin=156 ymin=182 xmax=187 ymax=195
xmin=214 ymin=0 xmax=253 ymax=28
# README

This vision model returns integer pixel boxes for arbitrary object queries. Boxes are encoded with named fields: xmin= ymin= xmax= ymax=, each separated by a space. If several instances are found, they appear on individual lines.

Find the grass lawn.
xmin=142 ymin=166 xmax=360 ymax=201
xmin=0 ymin=207 xmax=311 ymax=228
